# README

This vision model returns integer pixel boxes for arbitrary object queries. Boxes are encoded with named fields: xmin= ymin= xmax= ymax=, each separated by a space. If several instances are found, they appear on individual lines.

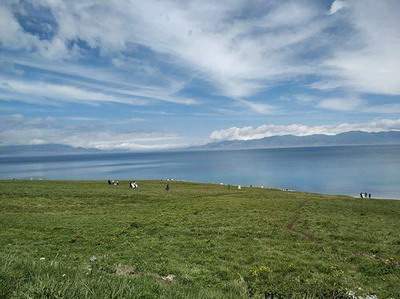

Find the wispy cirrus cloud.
xmin=329 ymin=0 xmax=347 ymax=15
xmin=236 ymin=99 xmax=276 ymax=115
xmin=0 ymin=78 xmax=147 ymax=105
xmin=317 ymin=97 xmax=400 ymax=114
xmin=291 ymin=94 xmax=400 ymax=114
xmin=1 ymin=0 xmax=400 ymax=149
xmin=0 ymin=75 xmax=197 ymax=106
xmin=1 ymin=0 xmax=328 ymax=109
xmin=317 ymin=97 xmax=363 ymax=112
xmin=2 ymin=0 xmax=400 ymax=108
xmin=321 ymin=0 xmax=400 ymax=96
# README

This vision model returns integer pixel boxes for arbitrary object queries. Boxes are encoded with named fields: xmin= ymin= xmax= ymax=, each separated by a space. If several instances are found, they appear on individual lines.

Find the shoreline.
xmin=1 ymin=178 xmax=399 ymax=201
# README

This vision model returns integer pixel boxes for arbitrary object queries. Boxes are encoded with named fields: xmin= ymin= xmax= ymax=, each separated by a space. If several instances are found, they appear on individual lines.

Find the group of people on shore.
xmin=360 ymin=192 xmax=371 ymax=199
xmin=107 ymin=179 xmax=170 ymax=191
xmin=108 ymin=179 xmax=137 ymax=189
xmin=109 ymin=179 xmax=374 ymax=199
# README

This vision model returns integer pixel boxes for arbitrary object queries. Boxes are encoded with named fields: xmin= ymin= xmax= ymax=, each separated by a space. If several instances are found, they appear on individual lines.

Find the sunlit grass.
xmin=0 ymin=180 xmax=399 ymax=298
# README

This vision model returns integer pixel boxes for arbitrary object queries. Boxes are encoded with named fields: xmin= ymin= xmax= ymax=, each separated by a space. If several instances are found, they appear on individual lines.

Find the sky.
xmin=1 ymin=0 xmax=400 ymax=150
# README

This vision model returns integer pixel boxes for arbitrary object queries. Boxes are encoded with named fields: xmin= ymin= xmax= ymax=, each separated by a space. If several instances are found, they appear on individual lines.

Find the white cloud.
xmin=210 ymin=119 xmax=400 ymax=141
xmin=322 ymin=0 xmax=400 ymax=95
xmin=329 ymin=0 xmax=347 ymax=15
xmin=291 ymin=94 xmax=400 ymax=114
xmin=362 ymin=104 xmax=400 ymax=114
xmin=316 ymin=96 xmax=400 ymax=114
xmin=236 ymin=99 xmax=276 ymax=115
xmin=62 ymin=132 xmax=183 ymax=151
xmin=0 ymin=78 xmax=147 ymax=105
xmin=1 ymin=0 xmax=327 ymax=100
xmin=318 ymin=97 xmax=363 ymax=111
xmin=0 ymin=4 xmax=38 ymax=49
xmin=0 ymin=114 xmax=186 ymax=150
xmin=0 ymin=75 xmax=197 ymax=106
xmin=1 ymin=0 xmax=399 ymax=114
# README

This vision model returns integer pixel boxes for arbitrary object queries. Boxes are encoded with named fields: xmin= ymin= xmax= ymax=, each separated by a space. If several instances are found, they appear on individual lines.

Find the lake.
xmin=1 ymin=145 xmax=399 ymax=199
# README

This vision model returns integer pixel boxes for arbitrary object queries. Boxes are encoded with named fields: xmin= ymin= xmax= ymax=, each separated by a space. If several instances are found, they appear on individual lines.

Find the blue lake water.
xmin=1 ymin=145 xmax=399 ymax=199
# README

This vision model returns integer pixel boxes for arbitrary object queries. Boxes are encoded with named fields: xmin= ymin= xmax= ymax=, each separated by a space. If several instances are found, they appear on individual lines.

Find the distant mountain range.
xmin=1 ymin=131 xmax=400 ymax=156
xmin=189 ymin=131 xmax=400 ymax=151
xmin=0 ymin=144 xmax=101 ymax=156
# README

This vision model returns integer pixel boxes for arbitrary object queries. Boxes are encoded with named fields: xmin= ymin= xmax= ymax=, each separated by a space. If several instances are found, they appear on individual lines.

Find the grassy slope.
xmin=0 ymin=180 xmax=399 ymax=298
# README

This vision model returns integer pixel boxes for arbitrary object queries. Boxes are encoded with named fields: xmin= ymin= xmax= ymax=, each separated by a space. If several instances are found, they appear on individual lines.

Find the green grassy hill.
xmin=0 ymin=180 xmax=399 ymax=298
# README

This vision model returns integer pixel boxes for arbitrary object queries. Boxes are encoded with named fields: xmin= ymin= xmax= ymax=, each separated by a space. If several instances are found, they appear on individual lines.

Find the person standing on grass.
xmin=129 ymin=181 xmax=138 ymax=190
xmin=165 ymin=183 xmax=170 ymax=191
xmin=368 ymin=193 xmax=371 ymax=199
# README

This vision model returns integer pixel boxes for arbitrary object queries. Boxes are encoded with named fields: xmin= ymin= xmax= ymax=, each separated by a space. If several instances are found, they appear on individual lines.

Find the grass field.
xmin=0 ymin=180 xmax=399 ymax=298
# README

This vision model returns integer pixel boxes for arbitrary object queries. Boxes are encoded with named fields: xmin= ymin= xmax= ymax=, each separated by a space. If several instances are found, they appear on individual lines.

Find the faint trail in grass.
xmin=286 ymin=200 xmax=315 ymax=241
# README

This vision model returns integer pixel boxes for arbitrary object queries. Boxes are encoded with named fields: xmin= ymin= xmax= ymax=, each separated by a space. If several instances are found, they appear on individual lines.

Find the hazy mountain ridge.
xmin=191 ymin=131 xmax=400 ymax=151
xmin=2 ymin=131 xmax=400 ymax=156
xmin=0 ymin=144 xmax=102 ymax=156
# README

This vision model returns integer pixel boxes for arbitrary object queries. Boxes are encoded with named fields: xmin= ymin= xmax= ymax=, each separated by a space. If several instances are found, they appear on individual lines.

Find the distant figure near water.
xmin=165 ymin=183 xmax=170 ymax=191
xmin=108 ymin=179 xmax=119 ymax=186
xmin=129 ymin=181 xmax=138 ymax=190
xmin=360 ymin=192 xmax=371 ymax=199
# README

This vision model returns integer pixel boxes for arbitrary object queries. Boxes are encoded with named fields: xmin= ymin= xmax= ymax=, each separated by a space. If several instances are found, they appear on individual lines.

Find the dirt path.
xmin=286 ymin=200 xmax=314 ymax=241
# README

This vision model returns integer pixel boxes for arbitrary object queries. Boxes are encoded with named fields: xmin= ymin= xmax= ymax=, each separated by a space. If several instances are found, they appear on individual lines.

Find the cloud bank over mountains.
xmin=0 ymin=114 xmax=184 ymax=150
xmin=210 ymin=119 xmax=400 ymax=141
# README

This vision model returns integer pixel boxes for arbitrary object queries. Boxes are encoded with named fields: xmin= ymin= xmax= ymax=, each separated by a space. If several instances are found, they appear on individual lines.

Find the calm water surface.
xmin=1 ymin=145 xmax=399 ymax=199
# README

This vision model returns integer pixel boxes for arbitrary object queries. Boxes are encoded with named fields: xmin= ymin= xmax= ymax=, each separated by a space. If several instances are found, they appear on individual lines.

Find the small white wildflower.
xmin=62 ymin=274 xmax=66 ymax=277
xmin=89 ymin=256 xmax=97 ymax=262
xmin=161 ymin=274 xmax=175 ymax=283
xmin=346 ymin=291 xmax=356 ymax=298
xmin=40 ymin=257 xmax=45 ymax=261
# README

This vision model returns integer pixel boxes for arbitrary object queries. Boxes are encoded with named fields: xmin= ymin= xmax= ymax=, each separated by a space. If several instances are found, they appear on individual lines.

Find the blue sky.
xmin=1 ymin=0 xmax=400 ymax=150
